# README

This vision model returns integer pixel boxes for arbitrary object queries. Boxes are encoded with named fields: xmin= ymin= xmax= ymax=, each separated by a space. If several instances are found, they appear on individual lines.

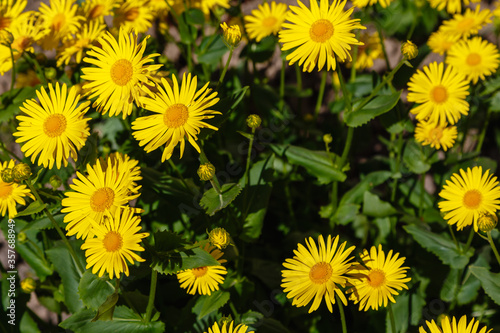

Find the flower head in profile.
xmin=407 ymin=61 xmax=470 ymax=125
xmin=349 ymin=31 xmax=383 ymax=70
xmin=439 ymin=166 xmax=500 ymax=231
xmin=244 ymin=1 xmax=287 ymax=43
xmin=0 ymin=160 xmax=32 ymax=218
xmin=112 ymin=0 xmax=153 ymax=34
xmin=220 ymin=22 xmax=241 ymax=48
xmin=80 ymin=0 xmax=118 ymax=22
xmin=205 ymin=320 xmax=254 ymax=333
xmin=414 ymin=120 xmax=457 ymax=151
xmin=281 ymin=235 xmax=355 ymax=313
xmin=402 ymin=40 xmax=418 ymax=60
xmin=348 ymin=245 xmax=411 ymax=311
xmin=132 ymin=73 xmax=220 ymax=161
xmin=56 ymin=21 xmax=105 ymax=67
xmin=82 ymin=207 xmax=149 ymax=279
xmin=428 ymin=0 xmax=481 ymax=14
xmin=208 ymin=227 xmax=231 ymax=249
xmin=61 ymin=158 xmax=142 ymax=240
xmin=440 ymin=5 xmax=492 ymax=40
xmin=13 ymin=83 xmax=91 ymax=169
xmin=427 ymin=30 xmax=460 ymax=56
xmin=38 ymin=0 xmax=84 ymax=50
xmin=279 ymin=0 xmax=366 ymax=72
xmin=446 ymin=37 xmax=500 ymax=85
xmin=177 ymin=243 xmax=227 ymax=295
xmin=419 ymin=315 xmax=492 ymax=333
xmin=352 ymin=0 xmax=393 ymax=9
xmin=82 ymin=28 xmax=161 ymax=119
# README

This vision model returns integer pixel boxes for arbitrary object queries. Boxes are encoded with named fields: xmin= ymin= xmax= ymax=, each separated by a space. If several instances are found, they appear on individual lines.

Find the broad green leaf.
xmin=241 ymin=36 xmax=276 ymax=63
xmin=469 ymin=266 xmax=500 ymax=306
xmin=59 ymin=308 xmax=95 ymax=331
xmin=362 ymin=191 xmax=397 ymax=217
xmin=92 ymin=292 xmax=119 ymax=322
xmin=152 ymin=246 xmax=220 ymax=275
xmin=15 ymin=201 xmax=46 ymax=218
xmin=403 ymin=139 xmax=431 ymax=174
xmin=270 ymin=144 xmax=346 ymax=184
xmin=177 ymin=11 xmax=196 ymax=44
xmin=197 ymin=35 xmax=227 ymax=67
xmin=200 ymin=183 xmax=242 ymax=216
xmin=20 ymin=311 xmax=41 ymax=333
xmin=440 ymin=269 xmax=459 ymax=302
xmin=78 ymin=271 xmax=115 ymax=311
xmin=185 ymin=8 xmax=204 ymax=25
xmin=21 ymin=213 xmax=65 ymax=231
xmin=457 ymin=249 xmax=490 ymax=305
xmin=345 ymin=91 xmax=401 ymax=127
xmin=325 ymin=203 xmax=359 ymax=225
xmin=38 ymin=296 xmax=61 ymax=314
xmin=153 ymin=230 xmax=187 ymax=251
xmin=404 ymin=225 xmax=473 ymax=269
xmin=339 ymin=171 xmax=392 ymax=205
xmin=193 ymin=290 xmax=230 ymax=320
xmin=46 ymin=240 xmax=85 ymax=313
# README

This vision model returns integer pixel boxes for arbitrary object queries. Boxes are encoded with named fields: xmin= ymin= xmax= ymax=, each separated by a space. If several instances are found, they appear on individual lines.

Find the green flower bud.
xmin=17 ymin=232 xmax=27 ymax=243
xmin=323 ymin=134 xmax=333 ymax=144
xmin=208 ymin=227 xmax=231 ymax=249
xmin=12 ymin=163 xmax=31 ymax=182
xmin=198 ymin=163 xmax=216 ymax=181
xmin=1 ymin=168 xmax=15 ymax=183
xmin=20 ymin=278 xmax=36 ymax=294
xmin=246 ymin=114 xmax=262 ymax=129
xmin=401 ymin=40 xmax=418 ymax=60
xmin=44 ymin=67 xmax=57 ymax=80
xmin=477 ymin=213 xmax=498 ymax=233
xmin=49 ymin=175 xmax=62 ymax=189
xmin=220 ymin=22 xmax=241 ymax=48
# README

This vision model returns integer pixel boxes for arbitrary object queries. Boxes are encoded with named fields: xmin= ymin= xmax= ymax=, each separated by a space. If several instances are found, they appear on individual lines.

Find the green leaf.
xmin=362 ymin=191 xmax=397 ymax=217
xmin=153 ymin=230 xmax=187 ymax=251
xmin=270 ymin=144 xmax=346 ymax=184
xmin=469 ymin=266 xmax=500 ymax=306
xmin=457 ymin=249 xmax=490 ymax=305
xmin=177 ymin=11 xmax=196 ymax=44
xmin=440 ymin=268 xmax=459 ymax=302
xmin=78 ymin=271 xmax=115 ymax=311
xmin=46 ymin=240 xmax=85 ymax=313
xmin=404 ymin=225 xmax=473 ymax=269
xmin=339 ymin=171 xmax=392 ymax=205
xmin=403 ymin=139 xmax=432 ymax=174
xmin=15 ymin=201 xmax=46 ymax=218
xmin=185 ymin=8 xmax=204 ymax=25
xmin=152 ymin=246 xmax=221 ymax=275
xmin=197 ymin=35 xmax=227 ymax=67
xmin=92 ymin=292 xmax=119 ymax=322
xmin=345 ymin=91 xmax=401 ymax=127
xmin=21 ymin=213 xmax=66 ymax=232
xmin=200 ymin=183 xmax=242 ymax=216
xmin=193 ymin=290 xmax=230 ymax=320
xmin=241 ymin=36 xmax=276 ymax=63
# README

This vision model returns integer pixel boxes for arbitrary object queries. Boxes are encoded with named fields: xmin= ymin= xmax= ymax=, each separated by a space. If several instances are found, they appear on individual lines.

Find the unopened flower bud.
xmin=218 ymin=315 xmax=233 ymax=327
xmin=323 ymin=134 xmax=333 ymax=144
xmin=208 ymin=227 xmax=231 ymax=249
xmin=246 ymin=114 xmax=261 ymax=129
xmin=20 ymin=278 xmax=36 ymax=293
xmin=12 ymin=163 xmax=31 ymax=182
xmin=220 ymin=22 xmax=241 ymax=48
xmin=18 ymin=231 xmax=27 ymax=243
xmin=50 ymin=175 xmax=62 ymax=189
xmin=401 ymin=40 xmax=418 ymax=60
xmin=44 ymin=67 xmax=57 ymax=80
xmin=1 ymin=168 xmax=15 ymax=183
xmin=477 ymin=213 xmax=498 ymax=233
xmin=198 ymin=163 xmax=216 ymax=181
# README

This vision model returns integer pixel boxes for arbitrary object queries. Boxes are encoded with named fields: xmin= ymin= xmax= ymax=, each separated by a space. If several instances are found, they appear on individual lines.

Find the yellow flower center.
xmin=457 ymin=18 xmax=475 ymax=32
xmin=310 ymin=19 xmax=334 ymax=43
xmin=442 ymin=41 xmax=454 ymax=51
xmin=52 ymin=13 xmax=66 ymax=32
xmin=163 ymin=103 xmax=189 ymax=128
xmin=367 ymin=269 xmax=386 ymax=288
xmin=90 ymin=187 xmax=115 ymax=212
xmin=110 ymin=59 xmax=133 ymax=86
xmin=430 ymin=85 xmax=448 ymax=104
xmin=309 ymin=262 xmax=332 ymax=284
xmin=466 ymin=53 xmax=481 ymax=66
xmin=0 ymin=182 xmax=13 ymax=199
xmin=262 ymin=16 xmax=278 ymax=28
xmin=89 ymin=4 xmax=105 ymax=19
xmin=463 ymin=189 xmax=482 ymax=209
xmin=103 ymin=231 xmax=123 ymax=252
xmin=43 ymin=114 xmax=67 ymax=138
xmin=429 ymin=127 xmax=443 ymax=142
xmin=192 ymin=266 xmax=208 ymax=277
xmin=0 ymin=16 xmax=11 ymax=30
xmin=125 ymin=7 xmax=140 ymax=21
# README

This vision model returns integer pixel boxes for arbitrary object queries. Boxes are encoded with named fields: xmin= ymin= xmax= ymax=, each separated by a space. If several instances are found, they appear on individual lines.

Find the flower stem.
xmin=463 ymin=227 xmax=475 ymax=254
xmin=339 ymin=127 xmax=354 ymax=170
xmin=475 ymin=108 xmax=492 ymax=153
xmin=449 ymin=225 xmax=460 ymax=252
xmin=243 ymin=128 xmax=256 ymax=216
xmin=487 ymin=231 xmax=500 ymax=266
xmin=23 ymin=52 xmax=47 ymax=86
xmin=216 ymin=48 xmax=234 ymax=91
xmin=9 ymin=45 xmax=16 ymax=99
xmin=376 ymin=24 xmax=391 ymax=71
xmin=337 ymin=67 xmax=352 ymax=113
xmin=388 ymin=302 xmax=397 ymax=333
xmin=419 ymin=172 xmax=425 ymax=217
xmin=279 ymin=58 xmax=286 ymax=112
xmin=336 ymin=295 xmax=347 ymax=333
xmin=314 ymin=70 xmax=328 ymax=119
xmin=144 ymin=269 xmax=158 ymax=323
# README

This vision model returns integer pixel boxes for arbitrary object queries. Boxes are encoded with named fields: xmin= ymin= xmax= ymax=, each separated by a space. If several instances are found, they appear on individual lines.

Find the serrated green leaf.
xmin=78 ymin=271 xmax=115 ymax=311
xmin=403 ymin=139 xmax=431 ymax=174
xmin=339 ymin=171 xmax=393 ymax=205
xmin=21 ymin=213 xmax=65 ymax=232
xmin=363 ymin=191 xmax=397 ymax=217
xmin=152 ymin=247 xmax=220 ymax=275
xmin=153 ymin=230 xmax=187 ymax=252
xmin=193 ymin=290 xmax=230 ymax=320
xmin=345 ymin=91 xmax=401 ymax=127
xmin=270 ymin=144 xmax=346 ymax=184
xmin=440 ymin=268 xmax=459 ymax=302
xmin=469 ymin=266 xmax=500 ymax=306
xmin=404 ymin=225 xmax=473 ymax=269
xmin=15 ymin=201 xmax=46 ymax=218
xmin=200 ymin=183 xmax=242 ymax=216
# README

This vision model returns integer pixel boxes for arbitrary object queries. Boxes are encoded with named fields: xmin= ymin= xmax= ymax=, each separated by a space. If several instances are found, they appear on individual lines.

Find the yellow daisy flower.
xmin=446 ymin=37 xmax=500 ymax=84
xmin=440 ymin=5 xmax=492 ymax=40
xmin=13 ymin=83 xmax=91 ymax=169
xmin=177 ymin=243 xmax=227 ymax=295
xmin=279 ymin=0 xmax=366 ymax=72
xmin=439 ymin=166 xmax=500 ymax=231
xmin=281 ymin=235 xmax=355 ymax=313
xmin=99 ymin=152 xmax=142 ymax=194
xmin=0 ymin=0 xmax=27 ymax=31
xmin=80 ymin=0 xmax=118 ymax=22
xmin=348 ymin=245 xmax=411 ymax=311
xmin=428 ymin=0 xmax=481 ymax=14
xmin=419 ymin=315 xmax=492 ymax=333
xmin=407 ymin=61 xmax=470 ymax=125
xmin=56 ymin=21 xmax=106 ymax=67
xmin=61 ymin=158 xmax=142 ymax=240
xmin=81 ymin=207 xmax=149 ymax=279
xmin=112 ymin=0 xmax=153 ymax=34
xmin=205 ymin=321 xmax=254 ymax=333
xmin=0 ymin=160 xmax=32 ymax=218
xmin=427 ymin=30 xmax=460 ymax=56
xmin=38 ymin=0 xmax=84 ymax=50
xmin=414 ymin=120 xmax=457 ymax=151
xmin=244 ymin=1 xmax=288 ymax=43
xmin=352 ymin=0 xmax=393 ymax=9
xmin=132 ymin=73 xmax=220 ymax=162
xmin=349 ymin=31 xmax=383 ymax=70
xmin=81 ymin=28 xmax=161 ymax=119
